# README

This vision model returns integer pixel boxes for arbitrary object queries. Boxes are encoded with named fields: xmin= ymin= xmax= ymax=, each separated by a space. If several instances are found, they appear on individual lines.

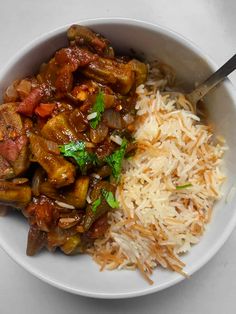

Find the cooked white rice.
xmin=89 ymin=69 xmax=226 ymax=284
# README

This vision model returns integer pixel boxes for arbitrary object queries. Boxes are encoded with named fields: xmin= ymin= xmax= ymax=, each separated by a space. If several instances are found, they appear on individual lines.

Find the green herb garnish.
xmin=91 ymin=197 xmax=102 ymax=213
xmin=176 ymin=183 xmax=193 ymax=190
xmin=91 ymin=190 xmax=119 ymax=213
xmin=105 ymin=138 xmax=127 ymax=182
xmin=59 ymin=140 xmax=98 ymax=174
xmin=102 ymin=189 xmax=119 ymax=208
xmin=90 ymin=91 xmax=105 ymax=129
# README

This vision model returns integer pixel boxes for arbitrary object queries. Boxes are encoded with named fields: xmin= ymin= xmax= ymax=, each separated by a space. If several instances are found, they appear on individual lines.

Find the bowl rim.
xmin=0 ymin=17 xmax=236 ymax=299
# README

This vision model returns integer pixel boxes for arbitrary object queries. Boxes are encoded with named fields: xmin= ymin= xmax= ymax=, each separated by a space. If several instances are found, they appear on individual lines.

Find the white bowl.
xmin=0 ymin=18 xmax=236 ymax=299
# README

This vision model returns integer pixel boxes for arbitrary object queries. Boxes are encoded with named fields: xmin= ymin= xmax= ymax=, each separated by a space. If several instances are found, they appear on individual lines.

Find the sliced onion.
xmin=32 ymin=168 xmax=46 ymax=196
xmin=110 ymin=134 xmax=123 ymax=145
xmin=86 ymin=194 xmax=92 ymax=204
xmin=4 ymin=80 xmax=19 ymax=102
xmin=16 ymin=79 xmax=32 ymax=99
xmin=103 ymin=109 xmax=122 ymax=129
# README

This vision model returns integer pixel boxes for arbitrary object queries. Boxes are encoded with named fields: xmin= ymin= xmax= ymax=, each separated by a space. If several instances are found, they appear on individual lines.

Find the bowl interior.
xmin=0 ymin=19 xmax=236 ymax=298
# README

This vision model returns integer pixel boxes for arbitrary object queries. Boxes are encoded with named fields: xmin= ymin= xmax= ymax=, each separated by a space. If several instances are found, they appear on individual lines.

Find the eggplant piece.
xmin=82 ymin=57 xmax=135 ymax=95
xmin=29 ymin=134 xmax=75 ymax=187
xmin=67 ymin=25 xmax=114 ymax=57
xmin=26 ymin=225 xmax=47 ymax=256
xmin=0 ymin=155 xmax=14 ymax=179
xmin=41 ymin=113 xmax=78 ymax=144
xmin=0 ymin=103 xmax=30 ymax=177
xmin=47 ymin=227 xmax=69 ymax=250
xmin=68 ymin=109 xmax=88 ymax=133
xmin=70 ymin=176 xmax=90 ymax=208
xmin=82 ymin=55 xmax=149 ymax=94
xmin=128 ymin=59 xmax=148 ymax=86
xmin=0 ymin=181 xmax=31 ymax=209
xmin=32 ymin=167 xmax=46 ymax=196
xmin=41 ymin=111 xmax=87 ymax=144
xmin=60 ymin=234 xmax=82 ymax=255
xmin=83 ymin=181 xmax=115 ymax=231
xmin=40 ymin=176 xmax=90 ymax=209
xmin=47 ymin=226 xmax=77 ymax=251
xmin=38 ymin=181 xmax=59 ymax=201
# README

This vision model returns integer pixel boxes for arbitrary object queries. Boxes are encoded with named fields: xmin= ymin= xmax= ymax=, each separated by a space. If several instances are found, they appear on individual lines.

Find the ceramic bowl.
xmin=0 ymin=18 xmax=236 ymax=299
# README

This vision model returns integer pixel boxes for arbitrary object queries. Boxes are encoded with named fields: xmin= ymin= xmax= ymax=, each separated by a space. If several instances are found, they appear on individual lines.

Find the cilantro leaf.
xmin=101 ymin=189 xmax=119 ymax=208
xmin=90 ymin=91 xmax=105 ymax=129
xmin=176 ymin=183 xmax=193 ymax=190
xmin=59 ymin=141 xmax=85 ymax=154
xmin=59 ymin=140 xmax=98 ymax=174
xmin=91 ymin=197 xmax=102 ymax=213
xmin=105 ymin=138 xmax=127 ymax=182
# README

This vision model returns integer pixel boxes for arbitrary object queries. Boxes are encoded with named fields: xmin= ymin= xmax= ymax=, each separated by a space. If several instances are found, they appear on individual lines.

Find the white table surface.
xmin=0 ymin=0 xmax=236 ymax=313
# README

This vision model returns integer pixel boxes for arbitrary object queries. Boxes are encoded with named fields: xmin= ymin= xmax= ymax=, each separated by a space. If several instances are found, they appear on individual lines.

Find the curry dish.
xmin=0 ymin=25 xmax=147 ymax=256
xmin=0 ymin=26 xmax=225 ymax=284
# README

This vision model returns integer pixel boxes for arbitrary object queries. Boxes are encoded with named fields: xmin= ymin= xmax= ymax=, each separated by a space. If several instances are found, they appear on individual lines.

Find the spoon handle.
xmin=187 ymin=54 xmax=236 ymax=105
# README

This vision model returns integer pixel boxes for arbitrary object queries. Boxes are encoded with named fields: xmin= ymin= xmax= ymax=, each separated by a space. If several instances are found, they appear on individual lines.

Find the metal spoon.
xmin=165 ymin=54 xmax=236 ymax=111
